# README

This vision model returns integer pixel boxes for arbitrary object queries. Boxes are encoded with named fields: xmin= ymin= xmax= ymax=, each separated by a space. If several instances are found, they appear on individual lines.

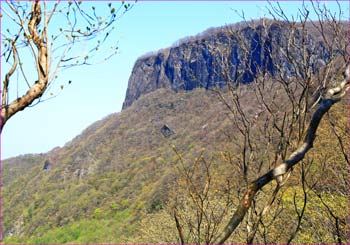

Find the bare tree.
xmin=167 ymin=2 xmax=349 ymax=244
xmin=0 ymin=0 xmax=134 ymax=132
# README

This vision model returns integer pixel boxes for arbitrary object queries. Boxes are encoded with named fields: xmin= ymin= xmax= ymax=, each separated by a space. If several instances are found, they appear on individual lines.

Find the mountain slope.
xmin=3 ymin=85 xmax=348 ymax=244
xmin=2 ymin=88 xmax=239 ymax=243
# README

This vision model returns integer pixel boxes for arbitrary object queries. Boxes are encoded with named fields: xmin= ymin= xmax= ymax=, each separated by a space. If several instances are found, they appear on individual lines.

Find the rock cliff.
xmin=122 ymin=20 xmax=331 ymax=109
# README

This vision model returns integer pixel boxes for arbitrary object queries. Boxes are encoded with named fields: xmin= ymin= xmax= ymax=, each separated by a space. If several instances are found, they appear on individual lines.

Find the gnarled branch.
xmin=213 ymin=66 xmax=350 ymax=244
xmin=1 ymin=1 xmax=48 ymax=132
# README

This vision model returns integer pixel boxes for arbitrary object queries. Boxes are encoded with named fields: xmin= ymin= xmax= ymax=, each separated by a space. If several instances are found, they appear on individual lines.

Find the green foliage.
xmin=93 ymin=208 xmax=103 ymax=219
xmin=3 ymin=209 xmax=133 ymax=244
xmin=110 ymin=202 xmax=119 ymax=211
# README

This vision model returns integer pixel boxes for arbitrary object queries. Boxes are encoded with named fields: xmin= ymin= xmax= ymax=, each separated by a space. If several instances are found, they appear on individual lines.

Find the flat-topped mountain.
xmin=122 ymin=20 xmax=335 ymax=109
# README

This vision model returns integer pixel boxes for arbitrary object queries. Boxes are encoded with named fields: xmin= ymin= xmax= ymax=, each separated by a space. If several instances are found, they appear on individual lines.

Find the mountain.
xmin=2 ymin=20 xmax=348 ymax=244
xmin=122 ymin=20 xmax=333 ymax=109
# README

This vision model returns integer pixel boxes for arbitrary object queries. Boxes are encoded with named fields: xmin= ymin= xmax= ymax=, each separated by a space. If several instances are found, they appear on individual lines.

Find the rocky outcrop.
xmin=122 ymin=20 xmax=331 ymax=109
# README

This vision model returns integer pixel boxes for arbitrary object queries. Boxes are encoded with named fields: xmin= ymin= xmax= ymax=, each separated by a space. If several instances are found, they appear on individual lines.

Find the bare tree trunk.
xmin=213 ymin=69 xmax=349 ymax=244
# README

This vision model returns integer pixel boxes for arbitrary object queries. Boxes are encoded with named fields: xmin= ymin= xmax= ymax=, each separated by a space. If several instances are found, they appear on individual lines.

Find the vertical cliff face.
xmin=122 ymin=20 xmax=330 ymax=109
xmin=122 ymin=51 xmax=172 ymax=109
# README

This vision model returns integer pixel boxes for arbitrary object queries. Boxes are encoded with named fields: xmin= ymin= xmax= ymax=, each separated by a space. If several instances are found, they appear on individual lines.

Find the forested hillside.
xmin=3 ymin=85 xmax=348 ymax=243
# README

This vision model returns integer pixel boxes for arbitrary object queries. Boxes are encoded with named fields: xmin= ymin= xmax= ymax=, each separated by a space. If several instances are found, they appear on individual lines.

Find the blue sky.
xmin=1 ymin=1 xmax=349 ymax=159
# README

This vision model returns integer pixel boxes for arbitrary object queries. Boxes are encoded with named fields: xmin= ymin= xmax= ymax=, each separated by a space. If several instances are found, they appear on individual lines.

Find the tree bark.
xmin=1 ymin=1 xmax=48 ymax=133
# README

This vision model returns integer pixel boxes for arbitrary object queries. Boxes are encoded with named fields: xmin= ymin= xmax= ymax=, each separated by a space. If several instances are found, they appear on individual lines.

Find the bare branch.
xmin=173 ymin=208 xmax=185 ymax=245
xmin=2 ymin=43 xmax=18 ymax=108
xmin=213 ymin=69 xmax=349 ymax=244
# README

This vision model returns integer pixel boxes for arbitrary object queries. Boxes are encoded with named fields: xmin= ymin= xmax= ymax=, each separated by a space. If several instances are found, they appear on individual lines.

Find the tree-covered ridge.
xmin=2 ymin=88 xmax=240 ymax=243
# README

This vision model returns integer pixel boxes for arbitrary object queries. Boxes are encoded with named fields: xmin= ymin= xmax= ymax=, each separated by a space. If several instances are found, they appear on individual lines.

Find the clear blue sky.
xmin=1 ymin=1 xmax=349 ymax=159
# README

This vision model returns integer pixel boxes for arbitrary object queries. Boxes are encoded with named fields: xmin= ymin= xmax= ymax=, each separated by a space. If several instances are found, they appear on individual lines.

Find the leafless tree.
xmin=170 ymin=2 xmax=349 ymax=244
xmin=0 ymin=0 xmax=134 ymax=132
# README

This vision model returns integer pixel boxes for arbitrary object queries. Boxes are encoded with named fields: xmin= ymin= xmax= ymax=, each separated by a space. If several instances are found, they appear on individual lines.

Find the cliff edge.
xmin=122 ymin=20 xmax=331 ymax=109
